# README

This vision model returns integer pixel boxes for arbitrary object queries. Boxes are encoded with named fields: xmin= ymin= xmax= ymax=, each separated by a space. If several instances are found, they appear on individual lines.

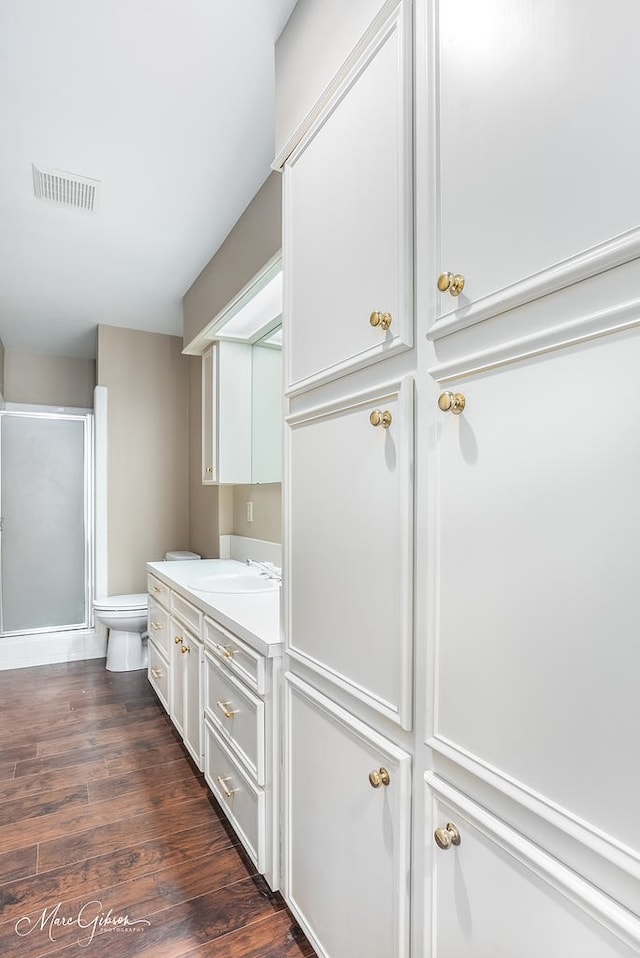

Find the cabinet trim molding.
xmin=428 ymin=297 xmax=640 ymax=383
xmin=427 ymin=735 xmax=640 ymax=891
xmin=273 ymin=0 xmax=405 ymax=171
xmin=425 ymin=772 xmax=640 ymax=953
xmin=429 ymin=225 xmax=640 ymax=343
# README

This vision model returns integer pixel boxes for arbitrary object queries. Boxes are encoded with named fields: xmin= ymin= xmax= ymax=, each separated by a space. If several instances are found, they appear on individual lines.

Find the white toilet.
xmin=94 ymin=593 xmax=149 ymax=671
xmin=95 ymin=550 xmax=200 ymax=672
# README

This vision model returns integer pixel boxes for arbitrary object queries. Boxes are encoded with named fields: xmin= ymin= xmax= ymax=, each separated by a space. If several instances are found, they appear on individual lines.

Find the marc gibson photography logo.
xmin=14 ymin=900 xmax=151 ymax=946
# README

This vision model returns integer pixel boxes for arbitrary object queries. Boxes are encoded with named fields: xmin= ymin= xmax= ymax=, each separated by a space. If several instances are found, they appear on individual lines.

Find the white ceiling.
xmin=0 ymin=0 xmax=297 ymax=359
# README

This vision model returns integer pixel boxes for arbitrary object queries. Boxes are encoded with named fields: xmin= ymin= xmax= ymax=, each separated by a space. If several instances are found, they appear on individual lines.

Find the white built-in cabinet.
xmin=280 ymin=0 xmax=640 ymax=955
xmin=282 ymin=3 xmax=415 ymax=956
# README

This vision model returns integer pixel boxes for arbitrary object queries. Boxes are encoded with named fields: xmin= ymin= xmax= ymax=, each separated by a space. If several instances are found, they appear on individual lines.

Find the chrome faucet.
xmin=246 ymin=558 xmax=281 ymax=581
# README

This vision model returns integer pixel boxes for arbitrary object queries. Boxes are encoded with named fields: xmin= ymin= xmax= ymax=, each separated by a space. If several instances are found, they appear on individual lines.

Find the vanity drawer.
xmin=204 ymin=718 xmax=265 ymax=873
xmin=147 ymin=574 xmax=170 ymax=609
xmin=171 ymin=591 xmax=202 ymax=634
xmin=204 ymin=618 xmax=264 ymax=694
xmin=148 ymin=598 xmax=170 ymax=656
xmin=204 ymin=651 xmax=265 ymax=785
xmin=148 ymin=640 xmax=170 ymax=710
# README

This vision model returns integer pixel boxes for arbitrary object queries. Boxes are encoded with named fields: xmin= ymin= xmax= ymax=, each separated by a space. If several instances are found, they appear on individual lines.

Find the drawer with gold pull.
xmin=204 ymin=650 xmax=265 ymax=785
xmin=147 ymin=598 xmax=170 ymax=657
xmin=204 ymin=617 xmax=264 ymax=694
xmin=147 ymin=640 xmax=169 ymax=711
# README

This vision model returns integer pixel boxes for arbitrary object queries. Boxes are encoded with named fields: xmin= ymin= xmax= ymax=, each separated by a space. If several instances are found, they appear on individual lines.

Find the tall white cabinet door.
xmin=284 ymin=675 xmax=412 ymax=958
xmin=434 ymin=0 xmax=640 ymax=327
xmin=183 ymin=635 xmax=203 ymax=770
xmin=431 ymin=329 xmax=640 ymax=863
xmin=425 ymin=775 xmax=639 ymax=957
xmin=286 ymin=378 xmax=413 ymax=727
xmin=284 ymin=1 xmax=413 ymax=393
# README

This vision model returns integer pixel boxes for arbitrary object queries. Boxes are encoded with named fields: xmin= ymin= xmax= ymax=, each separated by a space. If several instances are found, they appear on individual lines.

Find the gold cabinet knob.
xmin=438 ymin=391 xmax=466 ymax=415
xmin=370 ymin=409 xmax=393 ymax=429
xmin=205 ymin=466 xmax=213 ymax=474
xmin=437 ymin=272 xmax=465 ymax=296
xmin=181 ymin=645 xmax=190 ymax=654
xmin=370 ymin=310 xmax=393 ymax=331
xmin=369 ymin=767 xmax=391 ymax=788
xmin=174 ymin=635 xmax=183 ymax=645
xmin=434 ymin=822 xmax=461 ymax=849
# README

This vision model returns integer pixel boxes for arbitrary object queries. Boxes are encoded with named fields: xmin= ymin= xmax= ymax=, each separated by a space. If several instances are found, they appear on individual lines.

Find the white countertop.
xmin=146 ymin=559 xmax=282 ymax=658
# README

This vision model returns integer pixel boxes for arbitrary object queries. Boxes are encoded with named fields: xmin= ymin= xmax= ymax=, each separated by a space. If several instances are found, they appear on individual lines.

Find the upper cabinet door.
xmin=283 ymin=1 xmax=413 ymax=394
xmin=433 ymin=0 xmax=640 ymax=335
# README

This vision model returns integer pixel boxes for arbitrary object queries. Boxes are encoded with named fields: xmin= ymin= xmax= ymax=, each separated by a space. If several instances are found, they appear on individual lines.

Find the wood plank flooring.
xmin=0 ymin=659 xmax=315 ymax=958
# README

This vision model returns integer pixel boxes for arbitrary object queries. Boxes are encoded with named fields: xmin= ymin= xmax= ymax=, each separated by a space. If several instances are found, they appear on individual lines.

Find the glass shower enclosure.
xmin=0 ymin=406 xmax=93 ymax=636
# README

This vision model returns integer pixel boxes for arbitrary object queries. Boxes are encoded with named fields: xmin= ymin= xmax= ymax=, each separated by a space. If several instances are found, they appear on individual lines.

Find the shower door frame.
xmin=0 ymin=403 xmax=95 ymax=637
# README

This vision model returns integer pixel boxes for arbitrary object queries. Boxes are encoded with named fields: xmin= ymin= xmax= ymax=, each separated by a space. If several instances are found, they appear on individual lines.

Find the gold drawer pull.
xmin=217 ymin=776 xmax=237 ymax=800
xmin=151 ymin=585 xmax=161 ymax=593
xmin=369 ymin=767 xmax=391 ymax=788
xmin=150 ymin=621 xmax=163 ymax=631
xmin=181 ymin=645 xmax=190 ymax=654
xmin=434 ymin=822 xmax=461 ymax=850
xmin=150 ymin=667 xmax=163 ymax=679
xmin=438 ymin=391 xmax=466 ymax=415
xmin=369 ymin=409 xmax=392 ymax=429
xmin=216 ymin=700 xmax=237 ymax=719
xmin=175 ymin=635 xmax=183 ymax=645
xmin=215 ymin=643 xmax=236 ymax=659
xmin=369 ymin=310 xmax=392 ymax=331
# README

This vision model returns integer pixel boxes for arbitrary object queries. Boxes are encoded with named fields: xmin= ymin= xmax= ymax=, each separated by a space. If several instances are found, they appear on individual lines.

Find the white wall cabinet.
xmin=201 ymin=341 xmax=252 ymax=484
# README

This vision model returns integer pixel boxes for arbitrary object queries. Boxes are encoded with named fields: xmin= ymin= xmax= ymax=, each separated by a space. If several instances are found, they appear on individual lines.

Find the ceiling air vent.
xmin=32 ymin=164 xmax=100 ymax=212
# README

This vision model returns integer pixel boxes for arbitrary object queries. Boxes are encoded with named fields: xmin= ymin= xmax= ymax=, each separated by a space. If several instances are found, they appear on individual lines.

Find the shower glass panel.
xmin=0 ymin=410 xmax=92 ymax=634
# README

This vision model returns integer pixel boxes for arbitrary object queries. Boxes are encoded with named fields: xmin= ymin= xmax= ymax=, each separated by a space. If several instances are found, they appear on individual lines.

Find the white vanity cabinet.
xmin=203 ymin=617 xmax=280 ymax=890
xmin=146 ymin=561 xmax=282 ymax=893
xmin=169 ymin=592 xmax=203 ymax=769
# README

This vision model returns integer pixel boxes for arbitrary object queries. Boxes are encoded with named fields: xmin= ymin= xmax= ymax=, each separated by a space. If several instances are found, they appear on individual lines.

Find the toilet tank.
xmin=165 ymin=551 xmax=201 ymax=561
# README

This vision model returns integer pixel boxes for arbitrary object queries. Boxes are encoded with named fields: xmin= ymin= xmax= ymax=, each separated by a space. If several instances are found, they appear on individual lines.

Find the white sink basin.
xmin=192 ymin=573 xmax=279 ymax=594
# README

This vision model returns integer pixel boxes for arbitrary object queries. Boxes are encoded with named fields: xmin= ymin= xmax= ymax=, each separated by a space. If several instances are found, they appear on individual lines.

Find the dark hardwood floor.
xmin=0 ymin=659 xmax=314 ymax=958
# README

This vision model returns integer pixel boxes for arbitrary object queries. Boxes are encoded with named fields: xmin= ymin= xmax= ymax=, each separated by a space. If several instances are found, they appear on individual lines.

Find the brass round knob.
xmin=437 ymin=272 xmax=465 ymax=296
xmin=369 ymin=767 xmax=391 ymax=788
xmin=438 ymin=391 xmax=466 ymax=415
xmin=174 ymin=635 xmax=183 ymax=644
xmin=434 ymin=822 xmax=461 ymax=849
xmin=370 ymin=409 xmax=393 ymax=429
xmin=206 ymin=466 xmax=213 ymax=474
xmin=370 ymin=310 xmax=393 ymax=331
xmin=181 ymin=645 xmax=190 ymax=654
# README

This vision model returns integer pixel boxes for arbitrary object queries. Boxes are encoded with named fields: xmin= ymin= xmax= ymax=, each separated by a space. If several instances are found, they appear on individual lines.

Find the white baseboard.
xmin=0 ymin=628 xmax=107 ymax=671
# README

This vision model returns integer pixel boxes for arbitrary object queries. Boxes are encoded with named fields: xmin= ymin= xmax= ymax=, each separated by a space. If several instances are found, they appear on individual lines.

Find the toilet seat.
xmin=94 ymin=593 xmax=148 ymax=613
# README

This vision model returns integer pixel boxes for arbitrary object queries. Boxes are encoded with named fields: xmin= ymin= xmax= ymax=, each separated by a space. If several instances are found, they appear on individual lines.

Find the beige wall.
xmin=3 ymin=349 xmax=96 ymax=407
xmin=188 ymin=355 xmax=220 ymax=558
xmin=97 ymin=325 xmax=189 ymax=594
xmin=182 ymin=172 xmax=282 ymax=350
xmin=233 ymin=484 xmax=282 ymax=543
xmin=275 ymin=0 xmax=386 ymax=160
xmin=0 ymin=338 xmax=4 ymax=398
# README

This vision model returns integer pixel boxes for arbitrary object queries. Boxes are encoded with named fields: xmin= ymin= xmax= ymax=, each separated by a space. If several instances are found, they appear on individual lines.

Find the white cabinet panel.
xmin=432 ymin=330 xmax=640 ymax=856
xmin=147 ymin=641 xmax=169 ymax=711
xmin=435 ymin=0 xmax=640 ymax=328
xmin=425 ymin=775 xmax=638 ymax=957
xmin=284 ymin=674 xmax=411 ymax=958
xmin=284 ymin=1 xmax=412 ymax=392
xmin=287 ymin=378 xmax=413 ymax=726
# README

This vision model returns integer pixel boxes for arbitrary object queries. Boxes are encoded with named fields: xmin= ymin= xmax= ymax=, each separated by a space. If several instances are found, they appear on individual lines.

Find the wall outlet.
xmin=246 ymin=501 xmax=254 ymax=523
